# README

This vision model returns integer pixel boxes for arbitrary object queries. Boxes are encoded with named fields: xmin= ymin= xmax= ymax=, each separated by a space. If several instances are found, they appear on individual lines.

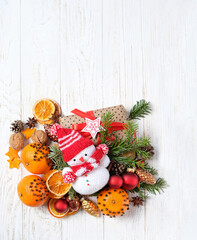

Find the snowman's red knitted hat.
xmin=51 ymin=124 xmax=93 ymax=162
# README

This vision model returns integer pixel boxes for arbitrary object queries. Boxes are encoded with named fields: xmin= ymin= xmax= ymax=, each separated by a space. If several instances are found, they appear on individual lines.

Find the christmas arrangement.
xmin=5 ymin=99 xmax=167 ymax=218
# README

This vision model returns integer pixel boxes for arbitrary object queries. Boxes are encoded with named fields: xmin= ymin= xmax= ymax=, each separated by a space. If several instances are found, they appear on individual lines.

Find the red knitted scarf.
xmin=71 ymin=148 xmax=104 ymax=176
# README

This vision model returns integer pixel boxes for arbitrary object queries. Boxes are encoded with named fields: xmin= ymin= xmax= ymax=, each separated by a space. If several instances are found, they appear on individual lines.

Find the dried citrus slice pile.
xmin=33 ymin=98 xmax=61 ymax=124
xmin=48 ymin=198 xmax=80 ymax=218
xmin=48 ymin=199 xmax=69 ymax=218
xmin=43 ymin=170 xmax=71 ymax=199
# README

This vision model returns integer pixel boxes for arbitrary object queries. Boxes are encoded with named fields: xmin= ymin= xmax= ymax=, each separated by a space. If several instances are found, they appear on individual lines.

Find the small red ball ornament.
xmin=54 ymin=199 xmax=69 ymax=213
xmin=108 ymin=175 xmax=123 ymax=189
xmin=122 ymin=172 xmax=139 ymax=190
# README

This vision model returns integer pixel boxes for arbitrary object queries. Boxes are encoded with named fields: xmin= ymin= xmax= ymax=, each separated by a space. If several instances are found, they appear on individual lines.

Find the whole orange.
xmin=17 ymin=175 xmax=49 ymax=207
xmin=21 ymin=143 xmax=52 ymax=174
xmin=97 ymin=188 xmax=130 ymax=217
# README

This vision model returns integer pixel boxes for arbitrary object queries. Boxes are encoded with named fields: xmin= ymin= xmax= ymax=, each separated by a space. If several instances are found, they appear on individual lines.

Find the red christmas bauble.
xmin=122 ymin=172 xmax=139 ymax=190
xmin=54 ymin=199 xmax=69 ymax=213
xmin=108 ymin=175 xmax=123 ymax=189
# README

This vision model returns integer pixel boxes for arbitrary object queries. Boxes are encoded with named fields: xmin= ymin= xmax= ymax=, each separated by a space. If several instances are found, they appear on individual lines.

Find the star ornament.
xmin=82 ymin=117 xmax=101 ymax=139
xmin=7 ymin=158 xmax=21 ymax=169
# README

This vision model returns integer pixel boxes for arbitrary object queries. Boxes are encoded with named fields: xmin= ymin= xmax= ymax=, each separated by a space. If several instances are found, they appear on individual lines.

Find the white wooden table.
xmin=0 ymin=1 xmax=196 ymax=239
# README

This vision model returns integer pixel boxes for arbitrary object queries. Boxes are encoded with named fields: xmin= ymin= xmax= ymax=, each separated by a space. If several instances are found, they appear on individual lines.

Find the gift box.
xmin=59 ymin=105 xmax=127 ymax=144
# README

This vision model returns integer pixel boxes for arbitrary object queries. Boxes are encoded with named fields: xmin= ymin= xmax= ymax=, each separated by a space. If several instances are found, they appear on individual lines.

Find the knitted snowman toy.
xmin=51 ymin=124 xmax=110 ymax=195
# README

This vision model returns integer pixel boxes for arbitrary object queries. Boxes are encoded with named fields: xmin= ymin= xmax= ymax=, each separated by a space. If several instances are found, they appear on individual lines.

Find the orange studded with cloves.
xmin=17 ymin=175 xmax=49 ymax=207
xmin=97 ymin=188 xmax=130 ymax=217
xmin=21 ymin=143 xmax=52 ymax=174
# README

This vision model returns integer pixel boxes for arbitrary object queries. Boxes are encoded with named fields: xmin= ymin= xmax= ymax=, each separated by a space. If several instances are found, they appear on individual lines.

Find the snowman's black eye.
xmin=85 ymin=154 xmax=87 ymax=156
xmin=73 ymin=159 xmax=76 ymax=161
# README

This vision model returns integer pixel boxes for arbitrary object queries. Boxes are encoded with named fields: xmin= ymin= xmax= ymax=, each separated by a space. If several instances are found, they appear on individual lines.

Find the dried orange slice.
xmin=43 ymin=170 xmax=64 ymax=199
xmin=33 ymin=99 xmax=55 ymax=121
xmin=67 ymin=208 xmax=80 ymax=216
xmin=48 ymin=199 xmax=69 ymax=218
xmin=45 ymin=170 xmax=71 ymax=197
xmin=43 ymin=170 xmax=60 ymax=199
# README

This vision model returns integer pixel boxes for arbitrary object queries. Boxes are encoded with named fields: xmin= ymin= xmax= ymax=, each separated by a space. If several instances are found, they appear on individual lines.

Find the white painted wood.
xmin=0 ymin=0 xmax=196 ymax=239
xmin=0 ymin=1 xmax=22 ymax=240
xmin=20 ymin=1 xmax=61 ymax=240
xmin=60 ymin=1 xmax=104 ymax=240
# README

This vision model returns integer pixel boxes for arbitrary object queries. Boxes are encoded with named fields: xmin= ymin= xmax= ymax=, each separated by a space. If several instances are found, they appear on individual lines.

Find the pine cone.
xmin=108 ymin=161 xmax=126 ymax=175
xmin=26 ymin=117 xmax=37 ymax=128
xmin=10 ymin=120 xmax=24 ymax=133
xmin=135 ymin=168 xmax=156 ymax=185
xmin=81 ymin=198 xmax=99 ymax=217
xmin=44 ymin=124 xmax=58 ymax=142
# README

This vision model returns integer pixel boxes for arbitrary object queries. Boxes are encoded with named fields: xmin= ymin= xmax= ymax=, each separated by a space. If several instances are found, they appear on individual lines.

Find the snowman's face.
xmin=67 ymin=145 xmax=96 ymax=166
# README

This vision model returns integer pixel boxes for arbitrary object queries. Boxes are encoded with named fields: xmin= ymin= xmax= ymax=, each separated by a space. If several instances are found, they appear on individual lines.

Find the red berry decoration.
xmin=54 ymin=199 xmax=69 ymax=213
xmin=122 ymin=172 xmax=139 ymax=190
xmin=108 ymin=175 xmax=123 ymax=189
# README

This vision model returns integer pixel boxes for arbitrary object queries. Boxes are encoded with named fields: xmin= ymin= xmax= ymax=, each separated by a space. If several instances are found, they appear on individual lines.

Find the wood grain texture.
xmin=0 ymin=0 xmax=196 ymax=239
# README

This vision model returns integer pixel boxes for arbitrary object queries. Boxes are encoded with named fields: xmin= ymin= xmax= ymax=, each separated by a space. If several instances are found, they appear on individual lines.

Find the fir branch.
xmin=49 ymin=145 xmax=68 ymax=171
xmin=144 ymin=164 xmax=158 ymax=175
xmin=99 ymin=112 xmax=115 ymax=144
xmin=132 ymin=137 xmax=152 ymax=160
xmin=124 ymin=121 xmax=138 ymax=142
xmin=108 ymin=138 xmax=133 ymax=157
xmin=108 ymin=137 xmax=152 ymax=166
xmin=140 ymin=178 xmax=168 ymax=195
xmin=129 ymin=99 xmax=152 ymax=120
xmin=128 ymin=178 xmax=168 ymax=199
xmin=110 ymin=156 xmax=136 ymax=167
xmin=133 ymin=137 xmax=151 ymax=148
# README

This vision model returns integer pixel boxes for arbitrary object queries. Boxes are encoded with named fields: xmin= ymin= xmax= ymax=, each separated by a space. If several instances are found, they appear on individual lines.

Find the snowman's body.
xmin=62 ymin=145 xmax=110 ymax=195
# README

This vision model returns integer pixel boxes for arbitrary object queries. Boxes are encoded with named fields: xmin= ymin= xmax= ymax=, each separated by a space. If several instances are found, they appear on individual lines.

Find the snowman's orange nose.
xmin=79 ymin=157 xmax=84 ymax=162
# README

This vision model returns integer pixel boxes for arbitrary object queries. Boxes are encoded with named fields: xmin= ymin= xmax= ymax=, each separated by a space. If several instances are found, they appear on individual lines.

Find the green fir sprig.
xmin=124 ymin=120 xmax=138 ymax=142
xmin=99 ymin=112 xmax=115 ymax=144
xmin=140 ymin=178 xmax=168 ymax=195
xmin=129 ymin=99 xmax=152 ymax=120
xmin=108 ymin=136 xmax=152 ymax=168
xmin=99 ymin=112 xmax=153 ymax=167
xmin=143 ymin=163 xmax=158 ymax=175
xmin=49 ymin=145 xmax=68 ymax=171
xmin=129 ymin=178 xmax=168 ymax=199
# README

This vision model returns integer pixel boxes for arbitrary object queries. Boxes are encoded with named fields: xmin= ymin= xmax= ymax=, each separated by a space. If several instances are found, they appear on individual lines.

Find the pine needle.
xmin=129 ymin=99 xmax=152 ymax=120
xmin=140 ymin=178 xmax=169 ymax=195
xmin=99 ymin=112 xmax=115 ymax=144
xmin=49 ymin=145 xmax=68 ymax=171
xmin=144 ymin=164 xmax=158 ymax=175
xmin=128 ymin=178 xmax=168 ymax=199
xmin=124 ymin=121 xmax=138 ymax=142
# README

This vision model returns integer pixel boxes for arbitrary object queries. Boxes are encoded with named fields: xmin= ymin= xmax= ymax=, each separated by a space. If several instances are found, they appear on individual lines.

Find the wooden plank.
xmin=20 ymin=1 xmax=61 ymax=239
xmin=1 ymin=0 xmax=197 ymax=239
xmin=102 ymin=1 xmax=145 ymax=239
xmin=141 ymin=1 xmax=197 ymax=240
xmin=60 ymin=1 xmax=104 ymax=240
xmin=0 ymin=1 xmax=22 ymax=240
xmin=60 ymin=0 xmax=103 ymax=114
